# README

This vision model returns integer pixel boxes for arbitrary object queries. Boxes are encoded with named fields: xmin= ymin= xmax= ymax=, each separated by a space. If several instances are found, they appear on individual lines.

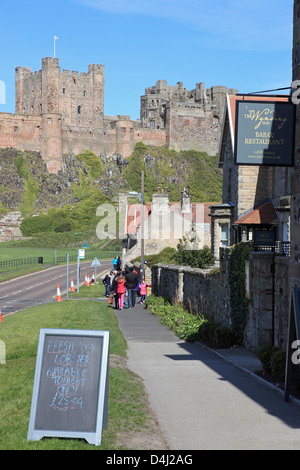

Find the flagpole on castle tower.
xmin=54 ymin=36 xmax=58 ymax=58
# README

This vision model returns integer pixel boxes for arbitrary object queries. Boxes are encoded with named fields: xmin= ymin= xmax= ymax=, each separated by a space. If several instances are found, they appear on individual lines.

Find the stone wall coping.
xmin=153 ymin=263 xmax=212 ymax=276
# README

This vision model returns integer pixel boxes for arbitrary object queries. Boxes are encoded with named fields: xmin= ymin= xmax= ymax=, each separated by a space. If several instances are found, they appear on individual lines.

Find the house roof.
xmin=218 ymin=94 xmax=290 ymax=167
xmin=125 ymin=201 xmax=219 ymax=235
xmin=233 ymin=201 xmax=278 ymax=226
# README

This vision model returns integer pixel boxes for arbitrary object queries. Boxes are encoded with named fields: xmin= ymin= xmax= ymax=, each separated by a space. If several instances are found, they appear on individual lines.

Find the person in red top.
xmin=116 ymin=274 xmax=126 ymax=309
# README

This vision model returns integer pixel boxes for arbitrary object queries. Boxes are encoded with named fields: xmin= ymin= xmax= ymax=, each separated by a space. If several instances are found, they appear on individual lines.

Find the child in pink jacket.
xmin=139 ymin=280 xmax=147 ymax=304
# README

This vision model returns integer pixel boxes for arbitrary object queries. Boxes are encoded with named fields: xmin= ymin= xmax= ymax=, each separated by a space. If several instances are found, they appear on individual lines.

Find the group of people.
xmin=102 ymin=264 xmax=147 ymax=310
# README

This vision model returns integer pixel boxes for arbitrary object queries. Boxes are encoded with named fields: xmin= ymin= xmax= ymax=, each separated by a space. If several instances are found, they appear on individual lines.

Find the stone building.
xmin=211 ymin=93 xmax=292 ymax=260
xmin=123 ymin=188 xmax=217 ymax=262
xmin=290 ymin=0 xmax=300 ymax=287
xmin=0 ymin=57 xmax=237 ymax=173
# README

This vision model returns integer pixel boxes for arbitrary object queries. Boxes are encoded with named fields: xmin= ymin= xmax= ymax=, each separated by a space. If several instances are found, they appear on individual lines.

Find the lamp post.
xmin=141 ymin=171 xmax=145 ymax=281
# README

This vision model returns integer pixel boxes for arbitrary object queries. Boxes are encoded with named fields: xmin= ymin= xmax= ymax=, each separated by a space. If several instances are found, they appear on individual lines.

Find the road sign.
xmin=91 ymin=258 xmax=101 ymax=267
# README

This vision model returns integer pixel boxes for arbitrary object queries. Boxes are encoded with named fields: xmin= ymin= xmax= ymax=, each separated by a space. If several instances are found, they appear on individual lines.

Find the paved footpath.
xmin=116 ymin=302 xmax=300 ymax=450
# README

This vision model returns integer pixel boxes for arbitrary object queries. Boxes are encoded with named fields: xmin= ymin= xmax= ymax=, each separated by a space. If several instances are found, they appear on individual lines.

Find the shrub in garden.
xmin=257 ymin=345 xmax=286 ymax=379
xmin=197 ymin=319 xmax=236 ymax=349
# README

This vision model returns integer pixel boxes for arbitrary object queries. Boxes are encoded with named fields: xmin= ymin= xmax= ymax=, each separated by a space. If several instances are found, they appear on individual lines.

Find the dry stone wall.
xmin=152 ymin=248 xmax=290 ymax=353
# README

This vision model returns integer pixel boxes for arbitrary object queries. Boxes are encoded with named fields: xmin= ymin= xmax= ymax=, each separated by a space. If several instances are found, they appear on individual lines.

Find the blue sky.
xmin=0 ymin=0 xmax=294 ymax=120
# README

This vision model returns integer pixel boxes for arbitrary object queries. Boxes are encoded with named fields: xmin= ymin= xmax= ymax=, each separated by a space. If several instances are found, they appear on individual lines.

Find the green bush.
xmin=21 ymin=213 xmax=54 ymax=236
xmin=198 ymin=319 xmax=236 ymax=349
xmin=257 ymin=345 xmax=286 ymax=379
xmin=76 ymin=150 xmax=103 ymax=179
xmin=54 ymin=222 xmax=72 ymax=233
xmin=270 ymin=350 xmax=286 ymax=379
xmin=146 ymin=295 xmax=204 ymax=342
xmin=228 ymin=243 xmax=251 ymax=344
xmin=257 ymin=345 xmax=278 ymax=374
xmin=174 ymin=245 xmax=214 ymax=269
xmin=132 ymin=247 xmax=177 ymax=267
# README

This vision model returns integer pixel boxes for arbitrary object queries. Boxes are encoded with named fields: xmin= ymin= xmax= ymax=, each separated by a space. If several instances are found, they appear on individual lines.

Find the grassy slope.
xmin=0 ymin=296 xmax=151 ymax=450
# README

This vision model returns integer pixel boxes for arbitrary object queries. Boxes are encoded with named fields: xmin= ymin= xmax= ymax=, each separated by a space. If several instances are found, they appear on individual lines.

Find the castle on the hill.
xmin=0 ymin=57 xmax=237 ymax=173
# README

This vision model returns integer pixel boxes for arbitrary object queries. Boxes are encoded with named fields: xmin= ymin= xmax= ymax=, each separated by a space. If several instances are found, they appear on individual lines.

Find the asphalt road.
xmin=0 ymin=259 xmax=112 ymax=316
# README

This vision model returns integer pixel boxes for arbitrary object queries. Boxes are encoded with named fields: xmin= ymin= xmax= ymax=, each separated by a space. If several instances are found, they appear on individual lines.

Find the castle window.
xmin=63 ymin=88 xmax=65 ymax=94
xmin=77 ymin=106 xmax=81 ymax=114
xmin=121 ymin=127 xmax=126 ymax=133
xmin=14 ymin=126 xmax=18 ymax=133
xmin=83 ymin=90 xmax=86 ymax=97
xmin=48 ymin=118 xmax=52 ymax=124
xmin=185 ymin=120 xmax=190 ymax=127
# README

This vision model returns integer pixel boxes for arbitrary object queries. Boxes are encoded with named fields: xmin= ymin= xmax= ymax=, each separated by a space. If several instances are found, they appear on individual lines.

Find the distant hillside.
xmin=123 ymin=143 xmax=223 ymax=203
xmin=0 ymin=145 xmax=222 ymax=239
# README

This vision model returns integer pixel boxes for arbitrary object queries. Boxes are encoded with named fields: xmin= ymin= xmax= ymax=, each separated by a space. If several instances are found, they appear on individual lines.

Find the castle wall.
xmin=0 ymin=112 xmax=42 ymax=153
xmin=1 ymin=57 xmax=236 ymax=173
xmin=166 ymin=105 xmax=220 ymax=155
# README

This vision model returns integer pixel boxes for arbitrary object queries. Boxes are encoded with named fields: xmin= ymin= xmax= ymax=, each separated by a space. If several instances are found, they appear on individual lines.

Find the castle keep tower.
xmin=14 ymin=58 xmax=105 ymax=172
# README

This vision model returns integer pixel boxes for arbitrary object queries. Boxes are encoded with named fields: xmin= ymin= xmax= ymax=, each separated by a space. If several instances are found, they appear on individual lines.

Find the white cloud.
xmin=76 ymin=0 xmax=293 ymax=52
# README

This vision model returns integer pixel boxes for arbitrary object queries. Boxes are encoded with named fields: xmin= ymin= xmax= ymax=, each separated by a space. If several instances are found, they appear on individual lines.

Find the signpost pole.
xmin=66 ymin=253 xmax=69 ymax=300
xmin=77 ymin=255 xmax=80 ymax=294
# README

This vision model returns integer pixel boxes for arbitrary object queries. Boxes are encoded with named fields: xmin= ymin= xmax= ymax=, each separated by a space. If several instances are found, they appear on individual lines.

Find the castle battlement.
xmin=0 ymin=57 xmax=237 ymax=174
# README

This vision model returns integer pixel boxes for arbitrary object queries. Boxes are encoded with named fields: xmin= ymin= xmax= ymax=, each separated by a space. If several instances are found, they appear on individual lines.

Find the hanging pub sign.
xmin=234 ymin=98 xmax=295 ymax=166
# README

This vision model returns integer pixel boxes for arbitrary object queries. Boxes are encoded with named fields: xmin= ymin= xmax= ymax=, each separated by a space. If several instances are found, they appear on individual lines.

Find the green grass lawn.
xmin=0 ymin=299 xmax=150 ymax=450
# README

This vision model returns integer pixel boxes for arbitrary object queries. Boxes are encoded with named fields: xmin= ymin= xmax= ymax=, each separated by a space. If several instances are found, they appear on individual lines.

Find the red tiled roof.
xmin=125 ymin=201 xmax=219 ymax=235
xmin=233 ymin=202 xmax=277 ymax=225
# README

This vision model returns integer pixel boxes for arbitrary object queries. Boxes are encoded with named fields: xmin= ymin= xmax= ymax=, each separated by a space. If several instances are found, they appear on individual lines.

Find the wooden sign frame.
xmin=27 ymin=329 xmax=109 ymax=446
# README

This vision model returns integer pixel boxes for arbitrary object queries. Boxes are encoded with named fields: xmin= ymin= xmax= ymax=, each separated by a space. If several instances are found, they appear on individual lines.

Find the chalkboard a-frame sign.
xmin=27 ymin=329 xmax=109 ymax=446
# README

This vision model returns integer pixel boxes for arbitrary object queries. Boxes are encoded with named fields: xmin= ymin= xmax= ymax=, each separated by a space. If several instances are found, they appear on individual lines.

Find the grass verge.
xmin=0 ymin=300 xmax=151 ymax=450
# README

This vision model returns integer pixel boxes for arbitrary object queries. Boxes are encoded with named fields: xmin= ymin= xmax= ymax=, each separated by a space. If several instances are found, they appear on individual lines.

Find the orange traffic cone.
xmin=86 ymin=275 xmax=90 ymax=287
xmin=0 ymin=311 xmax=3 ymax=322
xmin=70 ymin=278 xmax=75 ymax=292
xmin=56 ymin=283 xmax=62 ymax=302
xmin=85 ymin=273 xmax=88 ymax=285
xmin=91 ymin=272 xmax=95 ymax=283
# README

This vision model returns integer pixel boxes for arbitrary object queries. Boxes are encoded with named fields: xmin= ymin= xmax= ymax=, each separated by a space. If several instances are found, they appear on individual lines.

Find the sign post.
xmin=27 ymin=329 xmax=109 ymax=446
xmin=91 ymin=257 xmax=101 ymax=282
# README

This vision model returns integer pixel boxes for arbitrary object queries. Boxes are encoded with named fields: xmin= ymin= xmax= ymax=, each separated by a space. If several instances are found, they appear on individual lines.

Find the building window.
xmin=220 ymin=223 xmax=229 ymax=247
xmin=121 ymin=127 xmax=126 ymax=133
xmin=185 ymin=120 xmax=190 ymax=127
xmin=62 ymin=88 xmax=65 ymax=94
xmin=77 ymin=106 xmax=81 ymax=114
xmin=14 ymin=126 xmax=18 ymax=133
xmin=83 ymin=90 xmax=86 ymax=97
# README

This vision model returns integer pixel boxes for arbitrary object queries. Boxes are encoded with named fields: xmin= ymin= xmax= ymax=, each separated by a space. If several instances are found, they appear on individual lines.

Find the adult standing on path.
xmin=125 ymin=267 xmax=139 ymax=309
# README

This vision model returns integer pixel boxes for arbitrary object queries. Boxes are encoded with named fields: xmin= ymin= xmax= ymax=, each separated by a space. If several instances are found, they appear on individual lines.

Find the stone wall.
xmin=1 ymin=57 xmax=236 ymax=174
xmin=0 ymin=211 xmax=23 ymax=242
xmin=152 ymin=249 xmax=290 ymax=353
xmin=152 ymin=250 xmax=230 ymax=324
